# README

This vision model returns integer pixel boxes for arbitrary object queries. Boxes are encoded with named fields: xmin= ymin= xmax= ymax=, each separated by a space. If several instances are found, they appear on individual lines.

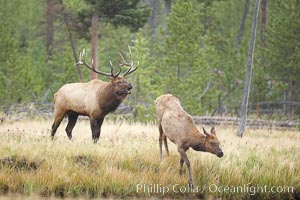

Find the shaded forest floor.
xmin=0 ymin=119 xmax=299 ymax=199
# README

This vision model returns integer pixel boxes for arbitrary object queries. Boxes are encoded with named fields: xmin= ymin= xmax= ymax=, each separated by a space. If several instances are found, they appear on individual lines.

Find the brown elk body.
xmin=51 ymin=48 xmax=138 ymax=142
xmin=154 ymin=94 xmax=223 ymax=187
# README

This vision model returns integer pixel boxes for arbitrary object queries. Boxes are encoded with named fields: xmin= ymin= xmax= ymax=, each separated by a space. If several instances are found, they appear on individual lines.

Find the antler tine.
xmin=118 ymin=52 xmax=132 ymax=66
xmin=118 ymin=46 xmax=134 ymax=66
xmin=122 ymin=63 xmax=138 ymax=77
xmin=76 ymin=47 xmax=137 ymax=78
xmin=109 ymin=61 xmax=113 ymax=75
xmin=82 ymin=48 xmax=85 ymax=61
xmin=76 ymin=49 xmax=83 ymax=66
xmin=119 ymin=46 xmax=138 ymax=77
xmin=109 ymin=60 xmax=121 ymax=78
xmin=76 ymin=48 xmax=114 ymax=77
xmin=128 ymin=45 xmax=133 ymax=64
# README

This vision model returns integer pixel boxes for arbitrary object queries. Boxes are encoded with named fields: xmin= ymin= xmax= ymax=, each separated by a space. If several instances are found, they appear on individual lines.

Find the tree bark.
xmin=237 ymin=0 xmax=250 ymax=45
xmin=260 ymin=0 xmax=267 ymax=47
xmin=199 ymin=80 xmax=211 ymax=103
xmin=59 ymin=0 xmax=83 ymax=82
xmin=237 ymin=0 xmax=261 ymax=137
xmin=164 ymin=0 xmax=171 ymax=16
xmin=211 ymin=81 xmax=240 ymax=117
xmin=162 ymin=0 xmax=171 ymax=30
xmin=148 ymin=0 xmax=159 ymax=35
xmin=46 ymin=0 xmax=54 ymax=64
xmin=90 ymin=13 xmax=98 ymax=80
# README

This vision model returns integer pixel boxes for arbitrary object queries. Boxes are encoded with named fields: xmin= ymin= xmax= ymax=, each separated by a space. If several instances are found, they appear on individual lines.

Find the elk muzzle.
xmin=217 ymin=151 xmax=224 ymax=158
xmin=126 ymin=83 xmax=133 ymax=94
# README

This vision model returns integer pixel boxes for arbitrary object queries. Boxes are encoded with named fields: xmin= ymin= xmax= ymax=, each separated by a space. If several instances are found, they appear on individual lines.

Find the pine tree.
xmin=159 ymin=0 xmax=218 ymax=114
xmin=75 ymin=0 xmax=151 ymax=79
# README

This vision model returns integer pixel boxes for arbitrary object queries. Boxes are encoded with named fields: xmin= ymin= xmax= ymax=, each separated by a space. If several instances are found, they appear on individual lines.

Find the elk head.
xmin=77 ymin=46 xmax=138 ymax=100
xmin=203 ymin=127 xmax=224 ymax=158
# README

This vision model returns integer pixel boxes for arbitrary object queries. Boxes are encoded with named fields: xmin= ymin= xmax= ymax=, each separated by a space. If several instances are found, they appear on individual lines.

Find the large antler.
xmin=76 ymin=48 xmax=121 ymax=78
xmin=118 ymin=46 xmax=139 ymax=77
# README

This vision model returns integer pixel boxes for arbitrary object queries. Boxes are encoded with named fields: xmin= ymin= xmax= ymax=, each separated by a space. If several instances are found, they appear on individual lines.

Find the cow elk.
xmin=51 ymin=47 xmax=138 ymax=143
xmin=154 ymin=94 xmax=223 ymax=187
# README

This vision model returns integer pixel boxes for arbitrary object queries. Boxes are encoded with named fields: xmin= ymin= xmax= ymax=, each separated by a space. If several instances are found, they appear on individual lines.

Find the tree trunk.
xmin=211 ymin=80 xmax=240 ymax=117
xmin=148 ymin=0 xmax=159 ymax=35
xmin=237 ymin=0 xmax=261 ymax=137
xmin=260 ymin=0 xmax=267 ymax=47
xmin=164 ymin=0 xmax=171 ymax=16
xmin=90 ymin=13 xmax=98 ymax=80
xmin=162 ymin=0 xmax=171 ymax=30
xmin=199 ymin=80 xmax=211 ymax=103
xmin=46 ymin=0 xmax=54 ymax=63
xmin=237 ymin=0 xmax=250 ymax=45
xmin=288 ymin=80 xmax=296 ymax=120
xmin=59 ymin=0 xmax=83 ymax=82
xmin=133 ymin=73 xmax=140 ymax=118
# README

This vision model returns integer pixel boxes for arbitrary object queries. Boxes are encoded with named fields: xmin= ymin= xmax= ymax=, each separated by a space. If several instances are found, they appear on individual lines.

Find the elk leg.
xmin=95 ymin=118 xmax=104 ymax=141
xmin=178 ymin=148 xmax=194 ymax=188
xmin=179 ymin=158 xmax=184 ymax=176
xmin=65 ymin=112 xmax=78 ymax=140
xmin=159 ymin=124 xmax=163 ymax=160
xmin=90 ymin=118 xmax=104 ymax=143
xmin=159 ymin=123 xmax=169 ymax=159
xmin=51 ymin=112 xmax=65 ymax=138
xmin=163 ymin=136 xmax=169 ymax=156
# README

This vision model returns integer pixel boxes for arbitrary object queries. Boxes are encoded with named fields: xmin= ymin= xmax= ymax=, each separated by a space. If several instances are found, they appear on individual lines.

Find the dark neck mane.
xmin=99 ymin=83 xmax=122 ymax=115
xmin=191 ymin=136 xmax=207 ymax=152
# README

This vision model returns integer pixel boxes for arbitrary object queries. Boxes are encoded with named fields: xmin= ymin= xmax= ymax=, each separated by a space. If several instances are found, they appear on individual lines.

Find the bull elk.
xmin=51 ymin=47 xmax=138 ymax=143
xmin=154 ymin=94 xmax=223 ymax=187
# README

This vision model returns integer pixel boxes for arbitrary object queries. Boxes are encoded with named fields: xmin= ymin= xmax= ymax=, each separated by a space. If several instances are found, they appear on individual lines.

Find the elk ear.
xmin=210 ymin=127 xmax=216 ymax=135
xmin=203 ymin=127 xmax=210 ymax=136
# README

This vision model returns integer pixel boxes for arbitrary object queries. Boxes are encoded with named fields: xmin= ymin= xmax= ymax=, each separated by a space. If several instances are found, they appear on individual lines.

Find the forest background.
xmin=0 ymin=0 xmax=299 ymax=122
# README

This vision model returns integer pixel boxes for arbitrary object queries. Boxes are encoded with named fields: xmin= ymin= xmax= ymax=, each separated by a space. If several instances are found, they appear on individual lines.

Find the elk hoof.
xmin=93 ymin=139 xmax=99 ymax=144
xmin=179 ymin=170 xmax=184 ymax=176
xmin=188 ymin=180 xmax=194 ymax=189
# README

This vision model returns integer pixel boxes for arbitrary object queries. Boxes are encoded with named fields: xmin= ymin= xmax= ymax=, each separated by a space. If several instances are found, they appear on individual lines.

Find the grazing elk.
xmin=51 ymin=47 xmax=138 ymax=143
xmin=154 ymin=94 xmax=223 ymax=187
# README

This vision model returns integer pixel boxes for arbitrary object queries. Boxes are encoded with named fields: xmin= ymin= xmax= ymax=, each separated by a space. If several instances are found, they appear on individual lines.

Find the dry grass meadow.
xmin=0 ymin=118 xmax=299 ymax=199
